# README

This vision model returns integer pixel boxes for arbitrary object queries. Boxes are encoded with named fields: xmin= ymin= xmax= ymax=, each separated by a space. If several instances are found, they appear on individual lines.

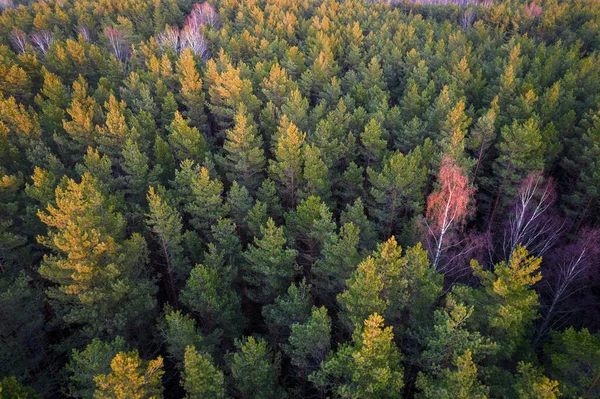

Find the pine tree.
xmin=419 ymin=297 xmax=497 ymax=375
xmin=37 ymin=174 xmax=156 ymax=339
xmin=337 ymin=256 xmax=386 ymax=332
xmin=269 ymin=116 xmax=305 ymax=208
xmin=0 ymin=377 xmax=40 ymax=399
xmin=464 ymin=246 xmax=542 ymax=357
xmin=226 ymin=181 xmax=254 ymax=234
xmin=286 ymin=306 xmax=331 ymax=379
xmin=176 ymin=49 xmax=206 ymax=128
xmin=176 ymin=162 xmax=229 ymax=236
xmin=167 ymin=111 xmax=207 ymax=164
xmin=489 ymin=118 xmax=545 ymax=223
xmin=75 ymin=147 xmax=113 ymax=192
xmin=312 ymin=222 xmax=361 ymax=306
xmin=180 ymin=263 xmax=245 ymax=338
xmin=340 ymin=198 xmax=377 ymax=252
xmin=312 ymin=313 xmax=404 ymax=398
xmin=369 ymin=148 xmax=427 ymax=238
xmin=300 ymin=143 xmax=330 ymax=202
xmin=467 ymin=98 xmax=498 ymax=182
xmin=157 ymin=307 xmax=209 ymax=365
xmin=61 ymin=76 xmax=98 ymax=162
xmin=67 ymin=337 xmax=128 ymax=398
xmin=228 ymin=336 xmax=284 ymax=399
xmin=181 ymin=346 xmax=225 ymax=399
xmin=221 ymin=106 xmax=265 ymax=193
xmin=205 ymin=57 xmax=261 ymax=132
xmin=262 ymin=63 xmax=298 ymax=109
xmin=263 ymin=280 xmax=312 ymax=348
xmin=416 ymin=349 xmax=489 ymax=399
xmin=515 ymin=362 xmax=560 ymax=399
xmin=96 ymin=94 xmax=132 ymax=161
xmin=146 ymin=185 xmax=188 ymax=289
xmin=564 ymin=108 xmax=600 ymax=227
xmin=93 ymin=351 xmax=164 ymax=399
xmin=439 ymin=100 xmax=472 ymax=169
xmin=284 ymin=196 xmax=336 ymax=273
xmin=243 ymin=218 xmax=298 ymax=304
xmin=545 ymin=327 xmax=600 ymax=398
xmin=122 ymin=139 xmax=157 ymax=205
xmin=153 ymin=135 xmax=176 ymax=182
xmin=338 ymin=237 xmax=442 ymax=334
xmin=35 ymin=67 xmax=69 ymax=140
xmin=360 ymin=118 xmax=388 ymax=169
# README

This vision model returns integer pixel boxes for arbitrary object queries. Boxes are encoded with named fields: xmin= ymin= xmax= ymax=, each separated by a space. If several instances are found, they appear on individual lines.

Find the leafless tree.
xmin=187 ymin=2 xmax=221 ymax=30
xmin=534 ymin=230 xmax=600 ymax=347
xmin=0 ymin=0 xmax=14 ymax=11
xmin=30 ymin=30 xmax=54 ymax=54
xmin=10 ymin=28 xmax=28 ymax=54
xmin=104 ymin=26 xmax=131 ymax=61
xmin=77 ymin=25 xmax=92 ymax=42
xmin=180 ymin=25 xmax=210 ymax=62
xmin=156 ymin=25 xmax=180 ymax=53
xmin=460 ymin=9 xmax=475 ymax=31
xmin=501 ymin=173 xmax=564 ymax=262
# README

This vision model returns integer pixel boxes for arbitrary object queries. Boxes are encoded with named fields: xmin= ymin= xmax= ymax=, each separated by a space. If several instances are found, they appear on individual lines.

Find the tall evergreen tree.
xmin=243 ymin=218 xmax=298 ymax=304
xmin=221 ymin=106 xmax=265 ymax=193
xmin=269 ymin=116 xmax=305 ymax=208
xmin=181 ymin=346 xmax=225 ymax=399
xmin=93 ymin=351 xmax=164 ymax=399
xmin=368 ymin=148 xmax=427 ymax=238
xmin=312 ymin=313 xmax=404 ymax=398
xmin=37 ymin=174 xmax=156 ymax=339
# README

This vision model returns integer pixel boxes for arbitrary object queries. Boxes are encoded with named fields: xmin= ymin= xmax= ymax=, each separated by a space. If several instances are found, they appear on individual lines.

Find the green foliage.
xmin=286 ymin=306 xmax=331 ymax=378
xmin=466 ymin=246 xmax=542 ymax=356
xmin=368 ymin=148 xmax=427 ymax=238
xmin=37 ymin=174 xmax=156 ymax=339
xmin=0 ymin=377 xmax=40 ymax=399
xmin=221 ymin=106 xmax=265 ymax=193
xmin=1 ymin=0 xmax=600 ymax=396
xmin=181 ymin=263 xmax=244 ymax=338
xmin=228 ymin=336 xmax=284 ymax=399
xmin=157 ymin=307 xmax=209 ymax=366
xmin=545 ymin=327 xmax=600 ymax=398
xmin=93 ymin=351 xmax=164 ymax=399
xmin=243 ymin=218 xmax=298 ymax=304
xmin=312 ymin=313 xmax=404 ymax=398
xmin=416 ymin=349 xmax=489 ymax=399
xmin=182 ymin=346 xmax=225 ymax=399
xmin=338 ymin=237 xmax=442 ymax=335
xmin=146 ymin=185 xmax=188 ymax=283
xmin=167 ymin=111 xmax=207 ymax=164
xmin=67 ymin=336 xmax=128 ymax=398
xmin=515 ymin=362 xmax=560 ymax=399
xmin=263 ymin=280 xmax=312 ymax=347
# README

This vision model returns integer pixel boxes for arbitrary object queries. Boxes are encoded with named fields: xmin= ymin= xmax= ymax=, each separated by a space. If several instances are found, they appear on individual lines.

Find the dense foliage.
xmin=1 ymin=0 xmax=600 ymax=397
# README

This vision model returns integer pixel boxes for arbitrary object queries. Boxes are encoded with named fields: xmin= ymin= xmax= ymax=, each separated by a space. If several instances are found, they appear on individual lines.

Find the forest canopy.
xmin=1 ymin=0 xmax=600 ymax=397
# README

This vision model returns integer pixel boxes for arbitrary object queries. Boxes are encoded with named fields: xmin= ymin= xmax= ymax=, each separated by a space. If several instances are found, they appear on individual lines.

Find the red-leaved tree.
xmin=426 ymin=156 xmax=475 ymax=273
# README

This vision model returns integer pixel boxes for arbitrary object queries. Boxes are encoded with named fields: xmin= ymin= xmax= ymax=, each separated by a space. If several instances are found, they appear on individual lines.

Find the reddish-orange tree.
xmin=426 ymin=156 xmax=475 ymax=272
